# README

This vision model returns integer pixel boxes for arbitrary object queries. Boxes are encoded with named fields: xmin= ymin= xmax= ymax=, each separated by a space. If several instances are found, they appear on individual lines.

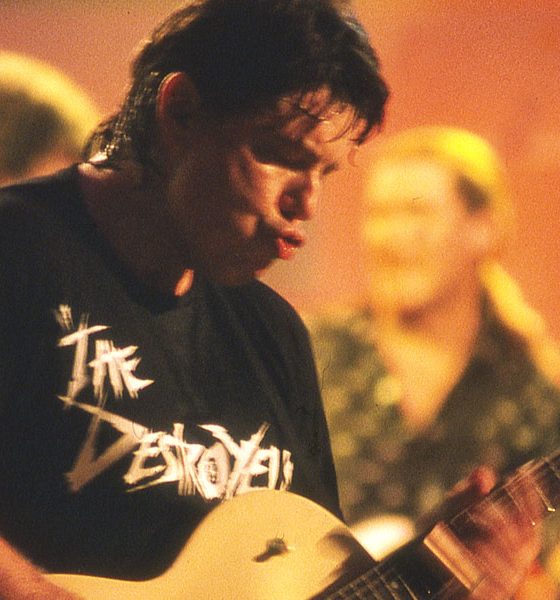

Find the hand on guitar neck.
xmin=417 ymin=464 xmax=545 ymax=599
xmin=355 ymin=464 xmax=553 ymax=599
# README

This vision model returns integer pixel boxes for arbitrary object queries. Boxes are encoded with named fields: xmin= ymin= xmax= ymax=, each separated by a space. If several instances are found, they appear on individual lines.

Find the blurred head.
xmin=0 ymin=52 xmax=99 ymax=186
xmin=87 ymin=0 xmax=388 ymax=169
xmin=362 ymin=126 xmax=514 ymax=313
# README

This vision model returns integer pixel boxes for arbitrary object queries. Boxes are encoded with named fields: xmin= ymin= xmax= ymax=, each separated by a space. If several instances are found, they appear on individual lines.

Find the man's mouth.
xmin=275 ymin=234 xmax=303 ymax=260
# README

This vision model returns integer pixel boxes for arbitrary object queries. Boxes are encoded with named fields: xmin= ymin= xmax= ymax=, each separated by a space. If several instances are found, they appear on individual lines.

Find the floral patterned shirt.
xmin=307 ymin=304 xmax=560 ymax=534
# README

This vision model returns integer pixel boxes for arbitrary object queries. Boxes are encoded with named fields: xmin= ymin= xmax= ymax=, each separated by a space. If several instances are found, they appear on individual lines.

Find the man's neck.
xmin=77 ymin=161 xmax=192 ymax=296
xmin=370 ymin=288 xmax=483 ymax=430
xmin=374 ymin=286 xmax=483 ymax=352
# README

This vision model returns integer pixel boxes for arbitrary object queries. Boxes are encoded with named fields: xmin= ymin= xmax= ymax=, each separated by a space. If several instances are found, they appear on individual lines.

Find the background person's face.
xmin=363 ymin=158 xmax=489 ymax=314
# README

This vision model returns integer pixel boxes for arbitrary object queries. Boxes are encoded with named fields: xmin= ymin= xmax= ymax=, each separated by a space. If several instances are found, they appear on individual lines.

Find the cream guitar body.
xmin=48 ymin=489 xmax=374 ymax=600
xmin=48 ymin=449 xmax=560 ymax=599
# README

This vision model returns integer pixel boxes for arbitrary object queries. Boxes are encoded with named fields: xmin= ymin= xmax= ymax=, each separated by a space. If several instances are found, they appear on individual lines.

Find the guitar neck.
xmin=320 ymin=450 xmax=560 ymax=599
xmin=315 ymin=540 xmax=465 ymax=599
xmin=449 ymin=449 xmax=560 ymax=539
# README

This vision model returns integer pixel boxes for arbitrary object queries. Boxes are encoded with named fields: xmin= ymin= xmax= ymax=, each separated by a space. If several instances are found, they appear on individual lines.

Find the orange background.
xmin=2 ymin=0 xmax=559 ymax=335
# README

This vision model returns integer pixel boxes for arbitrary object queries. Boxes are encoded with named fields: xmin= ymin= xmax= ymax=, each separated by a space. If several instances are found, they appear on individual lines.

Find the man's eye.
xmin=322 ymin=163 xmax=338 ymax=177
xmin=253 ymin=140 xmax=311 ymax=170
xmin=252 ymin=141 xmax=278 ymax=164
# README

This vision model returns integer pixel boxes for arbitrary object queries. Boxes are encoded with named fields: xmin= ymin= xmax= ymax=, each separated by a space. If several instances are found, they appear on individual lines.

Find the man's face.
xmin=162 ymin=89 xmax=361 ymax=286
xmin=363 ymin=158 xmax=489 ymax=313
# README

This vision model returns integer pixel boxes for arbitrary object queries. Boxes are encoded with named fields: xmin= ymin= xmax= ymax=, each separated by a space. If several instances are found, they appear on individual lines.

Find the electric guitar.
xmin=48 ymin=449 xmax=560 ymax=599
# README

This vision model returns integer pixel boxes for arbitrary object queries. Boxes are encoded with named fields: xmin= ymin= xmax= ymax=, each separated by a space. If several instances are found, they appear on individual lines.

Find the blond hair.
xmin=0 ymin=51 xmax=100 ymax=180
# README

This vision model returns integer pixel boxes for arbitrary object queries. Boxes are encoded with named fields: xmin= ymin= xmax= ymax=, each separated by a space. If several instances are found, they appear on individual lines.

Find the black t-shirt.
xmin=0 ymin=167 xmax=339 ymax=579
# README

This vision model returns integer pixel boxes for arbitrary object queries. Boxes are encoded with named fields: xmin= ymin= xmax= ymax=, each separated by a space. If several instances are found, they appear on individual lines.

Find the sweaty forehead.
xmin=256 ymin=88 xmax=363 ymax=143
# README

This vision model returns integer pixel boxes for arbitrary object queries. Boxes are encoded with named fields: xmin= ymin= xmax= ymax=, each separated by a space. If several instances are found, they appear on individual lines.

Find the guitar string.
xmin=437 ymin=455 xmax=560 ymax=596
xmin=325 ymin=562 xmax=418 ymax=600
xmin=448 ymin=455 xmax=560 ymax=537
xmin=330 ymin=453 xmax=560 ymax=599
xmin=323 ymin=453 xmax=560 ymax=599
xmin=432 ymin=578 xmax=469 ymax=600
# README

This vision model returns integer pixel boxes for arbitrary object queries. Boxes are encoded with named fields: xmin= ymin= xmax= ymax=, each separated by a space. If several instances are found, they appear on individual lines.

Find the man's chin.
xmin=206 ymin=257 xmax=274 ymax=287
xmin=212 ymin=270 xmax=259 ymax=287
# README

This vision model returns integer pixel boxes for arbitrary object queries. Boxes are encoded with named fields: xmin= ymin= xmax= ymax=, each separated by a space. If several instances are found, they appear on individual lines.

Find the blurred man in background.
xmin=308 ymin=125 xmax=560 ymax=598
xmin=0 ymin=51 xmax=99 ymax=185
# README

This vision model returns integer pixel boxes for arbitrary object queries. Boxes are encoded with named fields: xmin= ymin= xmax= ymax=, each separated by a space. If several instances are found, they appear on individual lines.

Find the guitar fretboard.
xmin=323 ymin=564 xmax=417 ymax=599
xmin=320 ymin=449 xmax=560 ymax=599
xmin=449 ymin=450 xmax=560 ymax=542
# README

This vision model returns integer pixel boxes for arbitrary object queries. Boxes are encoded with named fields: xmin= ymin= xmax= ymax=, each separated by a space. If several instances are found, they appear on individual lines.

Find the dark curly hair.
xmin=87 ymin=0 xmax=389 ymax=168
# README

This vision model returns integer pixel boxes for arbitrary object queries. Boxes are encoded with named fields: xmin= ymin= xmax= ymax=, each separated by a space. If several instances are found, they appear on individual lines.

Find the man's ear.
xmin=156 ymin=72 xmax=201 ymax=137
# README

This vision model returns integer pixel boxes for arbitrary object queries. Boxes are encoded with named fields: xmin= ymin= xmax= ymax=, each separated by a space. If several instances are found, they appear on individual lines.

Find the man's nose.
xmin=280 ymin=171 xmax=321 ymax=221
